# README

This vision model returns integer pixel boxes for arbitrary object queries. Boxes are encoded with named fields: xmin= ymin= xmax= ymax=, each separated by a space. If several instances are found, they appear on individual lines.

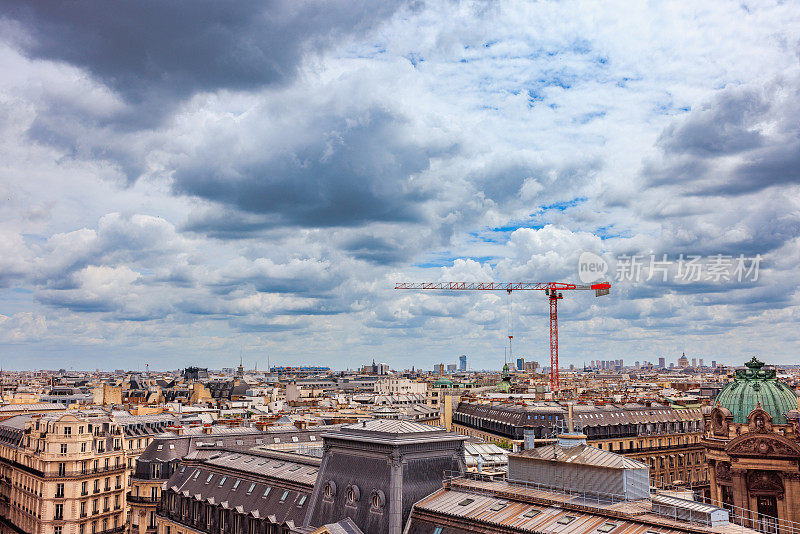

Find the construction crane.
xmin=394 ymin=281 xmax=611 ymax=391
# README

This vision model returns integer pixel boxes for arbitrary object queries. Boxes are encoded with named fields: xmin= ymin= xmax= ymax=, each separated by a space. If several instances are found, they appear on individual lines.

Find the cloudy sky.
xmin=1 ymin=1 xmax=799 ymax=371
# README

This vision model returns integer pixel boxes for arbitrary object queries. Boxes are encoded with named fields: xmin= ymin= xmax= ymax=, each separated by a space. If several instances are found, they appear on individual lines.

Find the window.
xmin=458 ymin=498 xmax=475 ymax=506
xmin=557 ymin=516 xmax=576 ymax=525
xmin=280 ymin=490 xmax=289 ymax=503
xmin=597 ymin=523 xmax=617 ymax=533
xmin=206 ymin=474 xmax=214 ymax=484
xmin=247 ymin=483 xmax=256 ymax=494
xmin=489 ymin=502 xmax=507 ymax=511
xmin=218 ymin=476 xmax=227 ymax=487
xmin=81 ymin=442 xmax=86 ymax=452
xmin=232 ymin=479 xmax=241 ymax=490
xmin=55 ymin=483 xmax=64 ymax=498
xmin=64 ymin=426 xmax=72 ymax=436
xmin=58 ymin=463 xmax=66 ymax=476
xmin=433 ymin=528 xmax=443 ymax=534
xmin=54 ymin=503 xmax=64 ymax=519
xmin=263 ymin=487 xmax=271 ymax=498
xmin=522 ymin=508 xmax=541 ymax=518
xmin=57 ymin=442 xmax=67 ymax=453
xmin=54 ymin=528 xmax=62 ymax=534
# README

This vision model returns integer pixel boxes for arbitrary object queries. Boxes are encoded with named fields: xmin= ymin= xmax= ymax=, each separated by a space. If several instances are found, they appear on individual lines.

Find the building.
xmin=703 ymin=357 xmax=800 ymax=532
xmin=155 ymin=420 xmax=467 ymax=534
xmin=452 ymin=401 xmax=708 ymax=486
xmin=374 ymin=378 xmax=426 ymax=396
xmin=678 ymin=353 xmax=689 ymax=368
xmin=446 ymin=364 xmax=456 ymax=373
xmin=0 ymin=412 xmax=129 ymax=534
xmin=406 ymin=417 xmax=753 ymax=534
xmin=127 ymin=427 xmax=273 ymax=534
xmin=692 ymin=358 xmax=698 ymax=368
xmin=269 ymin=367 xmax=331 ymax=376
xmin=433 ymin=363 xmax=444 ymax=374
xmin=516 ymin=358 xmax=524 ymax=372
xmin=181 ymin=367 xmax=209 ymax=381
xmin=458 ymin=355 xmax=467 ymax=372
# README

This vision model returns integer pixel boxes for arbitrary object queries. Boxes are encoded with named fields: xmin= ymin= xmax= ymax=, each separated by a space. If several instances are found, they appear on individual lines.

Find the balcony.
xmin=127 ymin=492 xmax=159 ymax=504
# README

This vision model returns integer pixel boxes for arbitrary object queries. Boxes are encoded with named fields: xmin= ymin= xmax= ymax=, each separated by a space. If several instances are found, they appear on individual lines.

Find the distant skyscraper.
xmin=712 ymin=360 xmax=717 ymax=368
xmin=459 ymin=354 xmax=467 ymax=372
xmin=635 ymin=361 xmax=640 ymax=368
xmin=691 ymin=358 xmax=697 ymax=368
xmin=699 ymin=358 xmax=704 ymax=368
xmin=516 ymin=358 xmax=524 ymax=371
xmin=446 ymin=363 xmax=456 ymax=373
xmin=658 ymin=357 xmax=666 ymax=368
xmin=433 ymin=363 xmax=444 ymax=374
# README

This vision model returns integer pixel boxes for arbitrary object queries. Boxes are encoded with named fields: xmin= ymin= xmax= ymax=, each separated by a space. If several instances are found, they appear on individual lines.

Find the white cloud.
xmin=0 ymin=1 xmax=799 ymax=369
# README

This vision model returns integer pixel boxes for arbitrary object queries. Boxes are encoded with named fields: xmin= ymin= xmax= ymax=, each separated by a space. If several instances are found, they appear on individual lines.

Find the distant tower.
xmin=236 ymin=356 xmax=244 ymax=378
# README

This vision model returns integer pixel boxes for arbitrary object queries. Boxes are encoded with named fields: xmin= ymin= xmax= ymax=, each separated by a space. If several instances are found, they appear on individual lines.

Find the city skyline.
xmin=1 ymin=2 xmax=800 ymax=370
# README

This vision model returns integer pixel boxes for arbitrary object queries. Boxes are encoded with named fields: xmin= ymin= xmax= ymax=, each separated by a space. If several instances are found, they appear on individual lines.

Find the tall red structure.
xmin=394 ymin=281 xmax=611 ymax=391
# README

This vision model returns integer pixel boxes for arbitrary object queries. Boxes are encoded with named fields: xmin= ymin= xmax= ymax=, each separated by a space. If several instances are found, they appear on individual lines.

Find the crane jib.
xmin=393 ymin=280 xmax=611 ymax=393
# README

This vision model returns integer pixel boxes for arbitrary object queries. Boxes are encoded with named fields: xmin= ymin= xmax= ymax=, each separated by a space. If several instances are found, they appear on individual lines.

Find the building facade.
xmin=453 ymin=400 xmax=708 ymax=487
xmin=703 ymin=358 xmax=800 ymax=533
xmin=0 ymin=413 xmax=128 ymax=534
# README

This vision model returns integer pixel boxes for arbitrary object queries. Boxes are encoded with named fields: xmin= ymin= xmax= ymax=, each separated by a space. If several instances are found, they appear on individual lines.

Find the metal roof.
xmin=512 ymin=444 xmax=649 ymax=470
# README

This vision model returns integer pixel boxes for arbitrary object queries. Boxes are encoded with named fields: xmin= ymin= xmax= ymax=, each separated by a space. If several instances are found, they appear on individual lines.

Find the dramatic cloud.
xmin=1 ymin=0 xmax=799 ymax=370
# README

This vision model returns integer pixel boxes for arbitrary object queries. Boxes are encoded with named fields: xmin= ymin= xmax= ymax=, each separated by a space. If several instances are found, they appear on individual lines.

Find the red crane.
xmin=394 ymin=281 xmax=611 ymax=391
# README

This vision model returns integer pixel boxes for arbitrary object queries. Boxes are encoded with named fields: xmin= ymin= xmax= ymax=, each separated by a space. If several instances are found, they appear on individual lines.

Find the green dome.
xmin=716 ymin=357 xmax=797 ymax=424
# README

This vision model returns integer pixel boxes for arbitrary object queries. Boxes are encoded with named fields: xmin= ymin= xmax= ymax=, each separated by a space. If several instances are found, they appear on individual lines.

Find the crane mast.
xmin=394 ymin=281 xmax=610 ymax=391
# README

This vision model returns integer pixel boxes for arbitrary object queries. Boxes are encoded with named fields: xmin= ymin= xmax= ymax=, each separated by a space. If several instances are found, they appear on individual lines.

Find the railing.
xmin=443 ymin=471 xmax=798 ymax=534
xmin=653 ymin=481 xmax=800 ymax=534
xmin=443 ymin=470 xmax=653 ymax=518
xmin=127 ymin=492 xmax=159 ymax=504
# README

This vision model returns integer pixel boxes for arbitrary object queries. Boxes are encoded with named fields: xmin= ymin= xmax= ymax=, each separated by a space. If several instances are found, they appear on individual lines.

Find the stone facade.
xmin=703 ymin=359 xmax=800 ymax=534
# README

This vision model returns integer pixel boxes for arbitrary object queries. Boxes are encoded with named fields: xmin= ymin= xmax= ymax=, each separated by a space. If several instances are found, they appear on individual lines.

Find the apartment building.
xmin=452 ymin=401 xmax=708 ymax=488
xmin=0 ymin=411 xmax=180 ymax=534
xmin=0 ymin=412 xmax=127 ymax=534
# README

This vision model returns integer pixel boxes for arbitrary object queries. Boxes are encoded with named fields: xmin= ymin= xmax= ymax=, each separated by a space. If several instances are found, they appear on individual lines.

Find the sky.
xmin=0 ymin=1 xmax=799 ymax=371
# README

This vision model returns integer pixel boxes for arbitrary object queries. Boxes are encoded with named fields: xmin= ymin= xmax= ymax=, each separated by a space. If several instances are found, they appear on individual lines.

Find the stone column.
xmin=388 ymin=449 xmax=404 ymax=534
xmin=707 ymin=460 xmax=718 ymax=504
xmin=731 ymin=469 xmax=751 ymax=528
xmin=784 ymin=473 xmax=800 ymax=529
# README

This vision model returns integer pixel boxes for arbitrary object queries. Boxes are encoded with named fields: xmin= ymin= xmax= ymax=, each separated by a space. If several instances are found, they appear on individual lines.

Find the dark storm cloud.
xmin=657 ymin=86 xmax=767 ymax=157
xmin=649 ymin=77 xmax=800 ymax=196
xmin=341 ymin=236 xmax=407 ymax=265
xmin=174 ymin=107 xmax=456 ymax=230
xmin=2 ymin=0 xmax=405 ymax=120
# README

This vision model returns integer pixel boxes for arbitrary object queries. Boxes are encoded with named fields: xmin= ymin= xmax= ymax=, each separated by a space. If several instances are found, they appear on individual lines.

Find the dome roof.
xmin=716 ymin=357 xmax=797 ymax=424
xmin=434 ymin=377 xmax=453 ymax=387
